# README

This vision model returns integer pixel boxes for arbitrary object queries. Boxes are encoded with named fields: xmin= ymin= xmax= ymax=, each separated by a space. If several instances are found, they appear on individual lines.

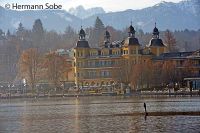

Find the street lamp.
xmin=22 ymin=79 xmax=27 ymax=97
xmin=61 ymin=84 xmax=64 ymax=97
xmin=8 ymin=84 xmax=10 ymax=98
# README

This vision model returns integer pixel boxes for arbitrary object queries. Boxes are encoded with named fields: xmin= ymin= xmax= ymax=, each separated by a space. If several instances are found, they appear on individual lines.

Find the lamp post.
xmin=22 ymin=79 xmax=26 ymax=97
xmin=8 ymin=84 xmax=11 ymax=98
xmin=61 ymin=84 xmax=64 ymax=97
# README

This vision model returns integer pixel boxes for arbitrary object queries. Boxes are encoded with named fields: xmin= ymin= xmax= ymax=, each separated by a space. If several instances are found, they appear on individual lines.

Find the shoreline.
xmin=113 ymin=111 xmax=200 ymax=116
xmin=0 ymin=91 xmax=200 ymax=99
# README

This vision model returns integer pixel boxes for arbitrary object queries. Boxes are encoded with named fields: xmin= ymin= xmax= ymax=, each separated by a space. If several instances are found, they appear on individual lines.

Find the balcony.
xmin=77 ymin=63 xmax=119 ymax=69
xmin=87 ymin=54 xmax=121 ymax=59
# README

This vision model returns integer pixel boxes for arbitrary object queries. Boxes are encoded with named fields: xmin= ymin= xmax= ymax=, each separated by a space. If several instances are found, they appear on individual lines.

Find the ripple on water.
xmin=0 ymin=96 xmax=200 ymax=133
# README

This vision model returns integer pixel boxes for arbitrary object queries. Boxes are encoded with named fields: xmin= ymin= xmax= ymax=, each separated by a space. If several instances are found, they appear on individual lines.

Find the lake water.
xmin=0 ymin=96 xmax=200 ymax=133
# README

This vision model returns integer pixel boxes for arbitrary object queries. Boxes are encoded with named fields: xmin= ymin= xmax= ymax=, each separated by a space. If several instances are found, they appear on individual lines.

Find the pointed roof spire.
xmin=79 ymin=26 xmax=86 ymax=40
xmin=104 ymin=29 xmax=110 ymax=39
xmin=153 ymin=22 xmax=159 ymax=36
xmin=104 ymin=27 xmax=111 ymax=43
xmin=76 ymin=26 xmax=90 ymax=48
xmin=128 ymin=21 xmax=135 ymax=37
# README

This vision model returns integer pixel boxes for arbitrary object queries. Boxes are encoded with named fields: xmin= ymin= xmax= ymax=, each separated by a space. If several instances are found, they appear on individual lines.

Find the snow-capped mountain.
xmin=68 ymin=5 xmax=105 ymax=19
xmin=0 ymin=8 xmax=81 ymax=32
xmin=82 ymin=0 xmax=200 ymax=31
xmin=177 ymin=0 xmax=200 ymax=16
xmin=0 ymin=0 xmax=199 ymax=32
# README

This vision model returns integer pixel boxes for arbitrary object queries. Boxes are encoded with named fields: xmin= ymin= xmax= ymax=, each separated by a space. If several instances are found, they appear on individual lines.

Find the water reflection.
xmin=0 ymin=96 xmax=200 ymax=133
xmin=75 ymin=98 xmax=80 ymax=133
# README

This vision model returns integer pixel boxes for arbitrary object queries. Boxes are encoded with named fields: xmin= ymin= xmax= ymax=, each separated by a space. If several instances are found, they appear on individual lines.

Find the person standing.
xmin=144 ymin=102 xmax=147 ymax=114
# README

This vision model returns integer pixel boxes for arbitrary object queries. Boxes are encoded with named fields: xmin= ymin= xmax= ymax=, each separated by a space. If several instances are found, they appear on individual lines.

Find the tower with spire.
xmin=76 ymin=26 xmax=90 ymax=48
xmin=74 ymin=26 xmax=91 ymax=86
xmin=122 ymin=22 xmax=141 ymax=67
xmin=104 ymin=29 xmax=111 ymax=48
xmin=128 ymin=21 xmax=136 ymax=38
xmin=152 ymin=23 xmax=159 ymax=39
xmin=148 ymin=23 xmax=167 ymax=56
xmin=124 ymin=22 xmax=139 ymax=46
xmin=79 ymin=26 xmax=86 ymax=40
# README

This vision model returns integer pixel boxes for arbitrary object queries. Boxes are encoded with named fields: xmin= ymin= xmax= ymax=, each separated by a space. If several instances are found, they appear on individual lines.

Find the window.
xmin=98 ymin=50 xmax=101 ymax=55
xmin=100 ymin=71 xmax=104 ymax=77
xmin=101 ymin=61 xmax=103 ymax=66
xmin=112 ymin=61 xmax=115 ymax=65
xmin=180 ymin=60 xmax=184 ymax=66
xmin=78 ymin=62 xmax=84 ymax=67
xmin=88 ymin=71 xmax=96 ymax=78
xmin=105 ymin=61 xmax=107 ymax=66
xmin=81 ymin=73 xmax=83 ymax=77
xmin=90 ymin=61 xmax=94 ymax=67
xmin=90 ymin=52 xmax=96 ymax=56
xmin=100 ymin=71 xmax=110 ymax=77
xmin=109 ymin=50 xmax=112 ymax=55
xmin=109 ymin=61 xmax=111 ymax=65
xmin=105 ymin=71 xmax=110 ymax=77
xmin=77 ymin=73 xmax=80 ymax=77
xmin=132 ymin=49 xmax=136 ymax=54
xmin=123 ymin=50 xmax=128 ymax=55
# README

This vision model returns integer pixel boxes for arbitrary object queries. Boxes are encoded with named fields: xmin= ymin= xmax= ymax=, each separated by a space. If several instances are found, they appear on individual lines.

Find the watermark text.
xmin=4 ymin=3 xmax=62 ymax=10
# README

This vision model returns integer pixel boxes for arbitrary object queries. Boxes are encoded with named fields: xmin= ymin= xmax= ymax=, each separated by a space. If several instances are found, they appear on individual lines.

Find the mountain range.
xmin=0 ymin=0 xmax=199 ymax=32
xmin=68 ymin=6 xmax=105 ymax=19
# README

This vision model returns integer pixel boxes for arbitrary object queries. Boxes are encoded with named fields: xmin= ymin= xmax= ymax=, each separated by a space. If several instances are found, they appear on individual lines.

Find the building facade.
xmin=154 ymin=50 xmax=200 ymax=90
xmin=73 ymin=24 xmax=169 ymax=89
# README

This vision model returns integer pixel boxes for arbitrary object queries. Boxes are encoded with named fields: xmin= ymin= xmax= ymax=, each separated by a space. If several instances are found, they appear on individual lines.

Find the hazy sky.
xmin=1 ymin=0 xmax=183 ymax=12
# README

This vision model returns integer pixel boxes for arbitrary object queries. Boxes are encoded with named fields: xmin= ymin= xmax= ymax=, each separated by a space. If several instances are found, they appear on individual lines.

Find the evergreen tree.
xmin=0 ymin=29 xmax=5 ymax=40
xmin=64 ymin=26 xmax=76 ymax=38
xmin=32 ymin=19 xmax=44 ymax=35
xmin=16 ymin=22 xmax=25 ymax=39
xmin=94 ymin=17 xmax=104 ymax=30
xmin=6 ymin=30 xmax=11 ymax=37
xmin=32 ymin=19 xmax=44 ymax=49
xmin=89 ymin=17 xmax=105 ymax=47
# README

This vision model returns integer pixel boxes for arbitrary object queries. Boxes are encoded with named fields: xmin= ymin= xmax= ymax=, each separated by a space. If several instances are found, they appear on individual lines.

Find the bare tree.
xmin=43 ymin=52 xmax=70 ymax=90
xmin=161 ymin=60 xmax=181 ymax=90
xmin=18 ymin=48 xmax=40 ymax=93
xmin=164 ymin=29 xmax=177 ymax=52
